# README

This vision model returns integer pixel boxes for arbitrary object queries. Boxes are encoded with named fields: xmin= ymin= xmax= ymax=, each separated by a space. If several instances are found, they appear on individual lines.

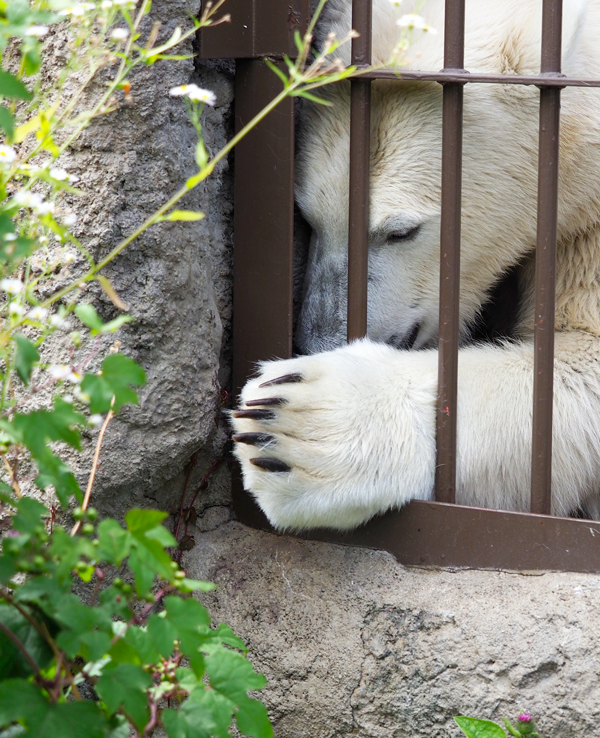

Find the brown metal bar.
xmin=531 ymin=0 xmax=563 ymax=515
xmin=302 ymin=500 xmax=600 ymax=573
xmin=361 ymin=69 xmax=591 ymax=87
xmin=197 ymin=0 xmax=310 ymax=59
xmin=231 ymin=59 xmax=295 ymax=526
xmin=435 ymin=0 xmax=466 ymax=503
xmin=347 ymin=0 xmax=372 ymax=341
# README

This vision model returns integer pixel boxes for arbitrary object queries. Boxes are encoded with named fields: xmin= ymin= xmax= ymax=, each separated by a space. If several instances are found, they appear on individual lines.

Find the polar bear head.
xmin=294 ymin=0 xmax=598 ymax=353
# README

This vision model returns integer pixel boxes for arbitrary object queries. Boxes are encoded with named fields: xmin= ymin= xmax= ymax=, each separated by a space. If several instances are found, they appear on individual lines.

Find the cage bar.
xmin=347 ymin=0 xmax=372 ymax=341
xmin=531 ymin=0 xmax=563 ymax=515
xmin=434 ymin=0 xmax=466 ymax=503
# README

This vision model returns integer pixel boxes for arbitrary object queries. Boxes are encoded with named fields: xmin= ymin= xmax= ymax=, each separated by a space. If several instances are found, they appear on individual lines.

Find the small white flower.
xmin=63 ymin=394 xmax=74 ymax=403
xmin=89 ymin=414 xmax=104 ymax=427
xmin=388 ymin=0 xmax=402 ymax=6
xmin=49 ymin=315 xmax=72 ymax=330
xmin=101 ymin=0 xmax=113 ymax=7
xmin=13 ymin=191 xmax=42 ymax=209
xmin=4 ymin=234 xmax=17 ymax=242
xmin=397 ymin=14 xmax=438 ymax=33
xmin=74 ymin=387 xmax=90 ymax=404
xmin=39 ymin=236 xmax=48 ymax=244
xmin=0 ymin=145 xmax=16 ymax=165
xmin=55 ymin=235 xmax=63 ymax=242
xmin=63 ymin=252 xmax=76 ymax=264
xmin=59 ymin=5 xmax=85 ymax=16
xmin=67 ymin=371 xmax=82 ymax=384
xmin=49 ymin=364 xmax=72 ymax=380
xmin=49 ymin=167 xmax=68 ymax=181
xmin=24 ymin=25 xmax=49 ymax=37
xmin=0 ymin=279 xmax=23 ymax=295
xmin=8 ymin=303 xmax=24 ymax=317
xmin=169 ymin=84 xmax=216 ymax=105
xmin=12 ymin=191 xmax=54 ymax=214
xmin=36 ymin=201 xmax=55 ymax=215
xmin=27 ymin=306 xmax=48 ymax=321
xmin=63 ymin=213 xmax=78 ymax=226
xmin=110 ymin=27 xmax=129 ymax=41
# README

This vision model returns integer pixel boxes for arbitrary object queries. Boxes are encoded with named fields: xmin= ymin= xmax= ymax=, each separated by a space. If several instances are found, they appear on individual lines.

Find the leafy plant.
xmin=456 ymin=713 xmax=543 ymax=738
xmin=0 ymin=0 xmax=422 ymax=734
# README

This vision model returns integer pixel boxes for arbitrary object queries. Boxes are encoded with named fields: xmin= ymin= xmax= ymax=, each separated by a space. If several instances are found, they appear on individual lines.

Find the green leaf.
xmin=455 ymin=717 xmax=507 ymax=738
xmin=125 ymin=509 xmax=168 ymax=534
xmin=291 ymin=90 xmax=333 ymax=106
xmin=178 ymin=578 xmax=217 ymax=593
xmin=144 ymin=524 xmax=177 ymax=547
xmin=12 ymin=497 xmax=47 ymax=534
xmin=81 ymin=354 xmax=146 ymax=413
xmin=0 ymin=679 xmax=48 ymax=730
xmin=0 ymin=70 xmax=31 ymax=101
xmin=74 ymin=303 xmax=104 ymax=332
xmin=263 ymin=58 xmax=288 ymax=86
xmin=31 ymin=701 xmax=109 ymax=738
xmin=0 ymin=604 xmax=54 ymax=679
xmin=97 ymin=519 xmax=131 ymax=565
xmin=503 ymin=719 xmax=524 ymax=738
xmin=0 ymin=106 xmax=14 ymax=138
xmin=161 ymin=209 xmax=205 ymax=222
xmin=96 ymin=663 xmax=152 ymax=733
xmin=14 ymin=334 xmax=39 ymax=385
xmin=0 ymin=401 xmax=85 ymax=505
xmin=147 ymin=613 xmax=177 ymax=657
xmin=206 ymin=647 xmax=267 ymax=698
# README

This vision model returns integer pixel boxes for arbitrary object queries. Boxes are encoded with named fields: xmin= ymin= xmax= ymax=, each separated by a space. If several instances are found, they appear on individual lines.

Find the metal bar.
xmin=231 ymin=59 xmax=295 ymax=527
xmin=361 ymin=69 xmax=594 ymax=87
xmin=197 ymin=0 xmax=310 ymax=59
xmin=435 ymin=0 xmax=466 ymax=503
xmin=347 ymin=0 xmax=372 ymax=341
xmin=531 ymin=0 xmax=563 ymax=515
xmin=302 ymin=500 xmax=600 ymax=573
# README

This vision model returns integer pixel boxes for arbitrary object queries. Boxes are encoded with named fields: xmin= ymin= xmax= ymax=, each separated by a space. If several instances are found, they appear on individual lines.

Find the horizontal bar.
xmin=361 ymin=69 xmax=600 ymax=87
xmin=301 ymin=500 xmax=600 ymax=573
xmin=197 ymin=0 xmax=310 ymax=59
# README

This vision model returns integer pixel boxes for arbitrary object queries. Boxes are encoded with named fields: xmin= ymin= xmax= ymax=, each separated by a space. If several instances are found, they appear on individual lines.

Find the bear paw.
xmin=231 ymin=340 xmax=437 ymax=531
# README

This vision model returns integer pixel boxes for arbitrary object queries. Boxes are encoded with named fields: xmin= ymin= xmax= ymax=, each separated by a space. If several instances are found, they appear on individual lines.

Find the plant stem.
xmin=0 ymin=619 xmax=43 ymax=678
xmin=71 ymin=407 xmax=114 ymax=536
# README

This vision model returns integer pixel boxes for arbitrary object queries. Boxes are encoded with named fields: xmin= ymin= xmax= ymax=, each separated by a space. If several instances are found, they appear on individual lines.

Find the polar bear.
xmin=231 ymin=0 xmax=600 ymax=530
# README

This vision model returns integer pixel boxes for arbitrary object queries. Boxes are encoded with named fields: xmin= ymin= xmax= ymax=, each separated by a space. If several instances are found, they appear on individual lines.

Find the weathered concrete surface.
xmin=187 ymin=521 xmax=600 ymax=738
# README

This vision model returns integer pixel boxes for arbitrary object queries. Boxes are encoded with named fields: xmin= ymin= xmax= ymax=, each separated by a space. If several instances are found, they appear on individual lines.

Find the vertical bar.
xmin=435 ymin=0 xmax=466 ymax=503
xmin=232 ymin=59 xmax=295 ymax=527
xmin=347 ymin=0 xmax=372 ymax=341
xmin=531 ymin=0 xmax=563 ymax=515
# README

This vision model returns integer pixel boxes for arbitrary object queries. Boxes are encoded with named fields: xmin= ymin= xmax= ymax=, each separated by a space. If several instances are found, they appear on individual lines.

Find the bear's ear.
xmin=562 ymin=0 xmax=587 ymax=65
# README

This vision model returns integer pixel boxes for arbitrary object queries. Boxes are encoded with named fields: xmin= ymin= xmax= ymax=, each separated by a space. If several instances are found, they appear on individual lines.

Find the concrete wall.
xmin=70 ymin=2 xmax=600 ymax=736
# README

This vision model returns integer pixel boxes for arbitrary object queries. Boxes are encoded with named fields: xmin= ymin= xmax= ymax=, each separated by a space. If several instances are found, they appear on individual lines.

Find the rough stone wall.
xmin=187 ymin=523 xmax=600 ymax=738
xmin=58 ymin=0 xmax=234 ymax=516
xmin=55 ymin=2 xmax=600 ymax=736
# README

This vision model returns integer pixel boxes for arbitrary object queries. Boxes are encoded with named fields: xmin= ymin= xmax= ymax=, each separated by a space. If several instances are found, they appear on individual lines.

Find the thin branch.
xmin=71 ymin=407 xmax=114 ymax=536
xmin=0 ymin=619 xmax=42 ymax=677
xmin=1 ymin=452 xmax=21 ymax=498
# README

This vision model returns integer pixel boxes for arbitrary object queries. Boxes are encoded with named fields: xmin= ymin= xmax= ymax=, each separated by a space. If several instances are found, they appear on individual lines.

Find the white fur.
xmin=232 ymin=0 xmax=600 ymax=530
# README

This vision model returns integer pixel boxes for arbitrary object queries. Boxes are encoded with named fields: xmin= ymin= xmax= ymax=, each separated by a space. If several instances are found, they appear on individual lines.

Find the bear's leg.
xmin=231 ymin=333 xmax=600 ymax=530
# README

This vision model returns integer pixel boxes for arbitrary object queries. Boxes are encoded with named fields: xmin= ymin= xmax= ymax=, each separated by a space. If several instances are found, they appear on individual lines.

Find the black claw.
xmin=232 ymin=409 xmax=276 ymax=420
xmin=246 ymin=397 xmax=286 ymax=407
xmin=250 ymin=458 xmax=291 ymax=473
xmin=259 ymin=373 xmax=303 ymax=388
xmin=233 ymin=433 xmax=275 ymax=446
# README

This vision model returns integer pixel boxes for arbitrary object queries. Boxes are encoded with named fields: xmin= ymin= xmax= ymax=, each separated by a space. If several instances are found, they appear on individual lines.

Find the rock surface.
xmin=187 ymin=521 xmax=600 ymax=738
xmin=54 ymin=0 xmax=234 ymax=513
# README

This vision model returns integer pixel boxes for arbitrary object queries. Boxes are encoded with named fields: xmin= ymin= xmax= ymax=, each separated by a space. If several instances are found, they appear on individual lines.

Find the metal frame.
xmin=199 ymin=0 xmax=600 ymax=571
